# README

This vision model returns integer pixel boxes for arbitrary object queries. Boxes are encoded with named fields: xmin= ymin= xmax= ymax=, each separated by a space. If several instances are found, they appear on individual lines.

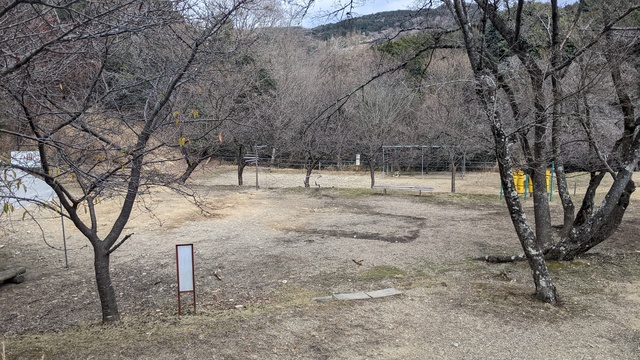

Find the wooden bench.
xmin=372 ymin=185 xmax=434 ymax=196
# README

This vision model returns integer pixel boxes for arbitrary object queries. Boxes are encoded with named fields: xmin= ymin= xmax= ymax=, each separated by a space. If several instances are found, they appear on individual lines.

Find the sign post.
xmin=250 ymin=145 xmax=268 ymax=189
xmin=176 ymin=244 xmax=196 ymax=315
xmin=244 ymin=153 xmax=259 ymax=189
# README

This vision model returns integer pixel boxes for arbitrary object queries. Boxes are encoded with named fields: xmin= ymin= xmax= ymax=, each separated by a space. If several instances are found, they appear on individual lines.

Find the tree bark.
xmin=365 ymin=155 xmax=376 ymax=188
xmin=446 ymin=0 xmax=559 ymax=304
xmin=486 ymin=81 xmax=559 ymax=305
xmin=554 ymin=163 xmax=574 ymax=238
xmin=450 ymin=160 xmax=456 ymax=193
xmin=549 ymin=0 xmax=575 ymax=240
xmin=178 ymin=160 xmax=200 ymax=184
xmin=528 ymin=60 xmax=553 ymax=251
xmin=547 ymin=176 xmax=636 ymax=260
xmin=94 ymin=244 xmax=120 ymax=322
xmin=236 ymin=144 xmax=246 ymax=186
xmin=237 ymin=162 xmax=246 ymax=186
xmin=303 ymin=157 xmax=320 ymax=188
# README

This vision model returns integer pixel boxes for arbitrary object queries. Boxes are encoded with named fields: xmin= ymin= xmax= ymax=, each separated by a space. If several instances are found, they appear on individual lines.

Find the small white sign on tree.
xmin=176 ymin=244 xmax=196 ymax=314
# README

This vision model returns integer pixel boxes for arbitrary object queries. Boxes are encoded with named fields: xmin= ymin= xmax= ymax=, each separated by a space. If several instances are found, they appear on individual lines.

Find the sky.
xmin=301 ymin=0 xmax=578 ymax=28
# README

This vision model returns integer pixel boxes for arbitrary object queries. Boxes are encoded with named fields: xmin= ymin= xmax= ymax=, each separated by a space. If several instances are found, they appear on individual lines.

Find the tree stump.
xmin=0 ymin=267 xmax=26 ymax=284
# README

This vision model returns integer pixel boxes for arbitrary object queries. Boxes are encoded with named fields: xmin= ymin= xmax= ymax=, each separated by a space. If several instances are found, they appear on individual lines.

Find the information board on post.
xmin=175 ymin=244 xmax=196 ymax=314
xmin=10 ymin=151 xmax=41 ymax=169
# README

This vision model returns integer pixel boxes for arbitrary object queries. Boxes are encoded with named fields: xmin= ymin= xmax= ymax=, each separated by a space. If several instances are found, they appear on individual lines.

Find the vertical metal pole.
xmin=255 ymin=146 xmax=259 ymax=189
xmin=421 ymin=146 xmax=424 ymax=177
xmin=191 ymin=245 xmax=196 ymax=314
xmin=176 ymin=247 xmax=182 ymax=315
xmin=61 ymin=205 xmax=68 ymax=269
xmin=382 ymin=147 xmax=385 ymax=178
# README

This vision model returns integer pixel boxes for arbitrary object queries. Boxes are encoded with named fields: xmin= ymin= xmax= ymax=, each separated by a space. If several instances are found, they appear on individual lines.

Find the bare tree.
xmin=0 ymin=0 xmax=275 ymax=322
xmin=416 ymin=49 xmax=490 ymax=190
xmin=345 ymin=68 xmax=416 ymax=187
xmin=170 ymin=10 xmax=283 ymax=185
xmin=442 ymin=0 xmax=639 ymax=304
xmin=258 ymin=32 xmax=356 ymax=187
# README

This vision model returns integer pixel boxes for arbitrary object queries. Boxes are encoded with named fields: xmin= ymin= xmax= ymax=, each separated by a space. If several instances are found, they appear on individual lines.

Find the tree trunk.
xmin=236 ymin=144 xmax=245 ymax=186
xmin=554 ymin=163 xmax=575 ymax=239
xmin=447 ymin=0 xmax=558 ymax=304
xmin=94 ymin=245 xmax=120 ymax=322
xmin=547 ymin=176 xmax=636 ymax=260
xmin=303 ymin=157 xmax=319 ymax=188
xmin=237 ymin=162 xmax=246 ymax=186
xmin=549 ymin=0 xmax=575 ymax=240
xmin=178 ymin=160 xmax=200 ymax=184
xmin=178 ymin=147 xmax=214 ymax=184
xmin=450 ymin=160 xmax=456 ymax=193
xmin=365 ymin=155 xmax=376 ymax=188
xmin=479 ymin=71 xmax=559 ymax=305
xmin=528 ymin=66 xmax=553 ymax=250
xmin=532 ymin=164 xmax=552 ymax=249
xmin=573 ymin=172 xmax=605 ymax=227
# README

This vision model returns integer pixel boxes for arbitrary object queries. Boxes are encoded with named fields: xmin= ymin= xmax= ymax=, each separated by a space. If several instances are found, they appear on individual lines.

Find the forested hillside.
xmin=310 ymin=6 xmax=455 ymax=40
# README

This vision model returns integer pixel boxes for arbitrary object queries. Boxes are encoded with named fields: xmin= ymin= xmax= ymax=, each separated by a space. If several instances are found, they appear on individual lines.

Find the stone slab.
xmin=313 ymin=288 xmax=402 ymax=302
xmin=366 ymin=288 xmax=402 ymax=298
xmin=333 ymin=292 xmax=371 ymax=300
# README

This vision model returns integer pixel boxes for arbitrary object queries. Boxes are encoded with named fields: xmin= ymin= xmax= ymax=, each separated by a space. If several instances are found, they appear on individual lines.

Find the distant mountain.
xmin=310 ymin=7 xmax=455 ymax=40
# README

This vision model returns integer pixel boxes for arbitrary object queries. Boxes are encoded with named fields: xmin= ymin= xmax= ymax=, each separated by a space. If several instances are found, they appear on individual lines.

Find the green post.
xmin=524 ymin=174 xmax=529 ymax=201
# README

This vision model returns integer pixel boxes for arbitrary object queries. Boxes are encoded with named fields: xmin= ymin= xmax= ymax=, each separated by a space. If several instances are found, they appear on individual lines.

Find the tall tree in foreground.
xmin=0 ymin=0 xmax=271 ymax=322
xmin=443 ymin=0 xmax=639 ymax=304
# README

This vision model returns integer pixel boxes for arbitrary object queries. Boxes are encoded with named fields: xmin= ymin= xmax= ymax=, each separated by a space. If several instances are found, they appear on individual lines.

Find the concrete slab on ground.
xmin=367 ymin=288 xmax=403 ymax=298
xmin=313 ymin=288 xmax=402 ymax=302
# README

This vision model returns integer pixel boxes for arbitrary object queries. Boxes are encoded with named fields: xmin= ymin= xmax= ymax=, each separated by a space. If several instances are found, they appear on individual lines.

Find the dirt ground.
xmin=1 ymin=165 xmax=640 ymax=359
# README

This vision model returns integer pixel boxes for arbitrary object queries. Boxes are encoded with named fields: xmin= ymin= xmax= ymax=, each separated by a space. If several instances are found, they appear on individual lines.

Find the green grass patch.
xmin=419 ymin=192 xmax=501 ymax=205
xmin=275 ymin=186 xmax=375 ymax=197
xmin=359 ymin=265 xmax=407 ymax=280
xmin=267 ymin=286 xmax=322 ymax=307
xmin=547 ymin=261 xmax=566 ymax=270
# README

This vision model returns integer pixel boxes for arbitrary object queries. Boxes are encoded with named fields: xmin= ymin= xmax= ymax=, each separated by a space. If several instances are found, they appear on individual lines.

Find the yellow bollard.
xmin=546 ymin=169 xmax=551 ymax=192
xmin=513 ymin=170 xmax=525 ymax=194
xmin=528 ymin=169 xmax=552 ymax=193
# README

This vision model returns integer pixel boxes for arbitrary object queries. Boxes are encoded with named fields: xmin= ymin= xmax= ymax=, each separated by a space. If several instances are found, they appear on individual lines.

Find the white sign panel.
xmin=0 ymin=169 xmax=56 ymax=208
xmin=176 ymin=244 xmax=194 ymax=292
xmin=11 ymin=151 xmax=41 ymax=168
xmin=355 ymin=154 xmax=361 ymax=166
